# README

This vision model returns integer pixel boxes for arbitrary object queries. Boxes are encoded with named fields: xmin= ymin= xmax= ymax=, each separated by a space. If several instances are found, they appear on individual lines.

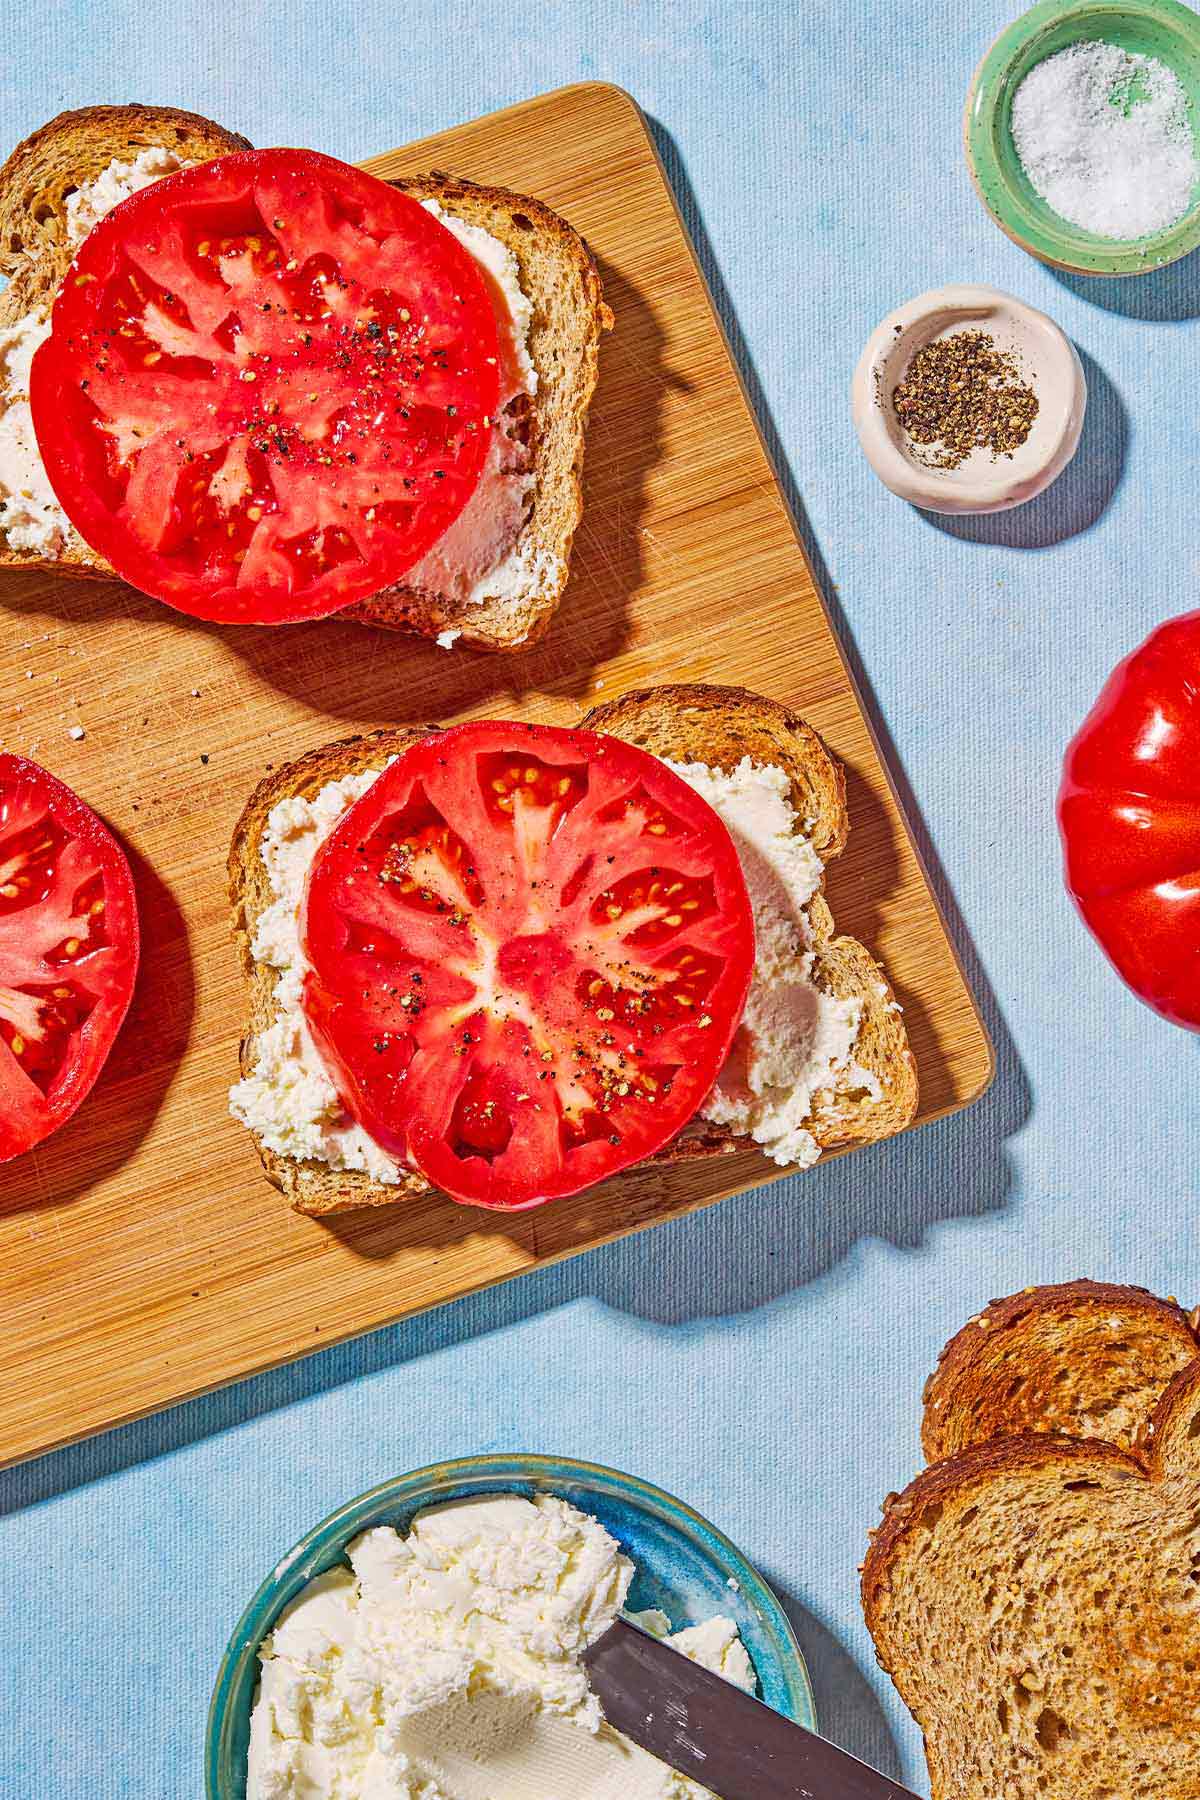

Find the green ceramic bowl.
xmin=966 ymin=0 xmax=1200 ymax=274
xmin=205 ymin=1454 xmax=814 ymax=1799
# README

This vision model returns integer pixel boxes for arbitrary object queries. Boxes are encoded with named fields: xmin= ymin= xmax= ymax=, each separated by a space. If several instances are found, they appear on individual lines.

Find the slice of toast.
xmin=862 ymin=1355 xmax=1200 ymax=1800
xmin=0 ymin=105 xmax=251 ymax=577
xmin=921 ymin=1279 xmax=1200 ymax=1461
xmin=228 ymin=685 xmax=917 ymax=1216
xmin=0 ymin=117 xmax=611 ymax=648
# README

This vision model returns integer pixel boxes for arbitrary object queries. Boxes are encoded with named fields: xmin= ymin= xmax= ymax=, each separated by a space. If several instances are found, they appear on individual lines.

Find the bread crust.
xmin=921 ymin=1278 xmax=1199 ymax=1461
xmin=0 ymin=120 xmax=609 ymax=649
xmin=229 ymin=687 xmax=916 ymax=1215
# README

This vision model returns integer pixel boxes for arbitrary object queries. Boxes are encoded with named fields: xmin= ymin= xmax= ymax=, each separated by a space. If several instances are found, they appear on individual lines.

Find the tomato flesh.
xmin=29 ymin=149 xmax=501 ymax=623
xmin=0 ymin=757 xmax=139 ymax=1160
xmin=1060 ymin=609 xmax=1200 ymax=1030
xmin=301 ymin=722 xmax=755 ymax=1209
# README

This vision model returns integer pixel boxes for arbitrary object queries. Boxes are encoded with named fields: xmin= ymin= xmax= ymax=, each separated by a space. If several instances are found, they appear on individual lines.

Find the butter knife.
xmin=583 ymin=1618 xmax=920 ymax=1800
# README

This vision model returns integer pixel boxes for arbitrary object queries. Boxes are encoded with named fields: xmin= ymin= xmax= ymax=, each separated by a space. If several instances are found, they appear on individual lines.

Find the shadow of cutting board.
xmin=0 ymin=83 xmax=991 ymax=1468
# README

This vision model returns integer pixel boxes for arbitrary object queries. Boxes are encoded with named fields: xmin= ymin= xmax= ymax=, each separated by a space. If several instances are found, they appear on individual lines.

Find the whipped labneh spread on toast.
xmin=665 ymin=756 xmax=870 ymax=1166
xmin=229 ymin=752 xmax=865 ymax=1180
xmin=247 ymin=1492 xmax=753 ymax=1800
xmin=0 ymin=161 xmax=541 ymax=613
xmin=231 ymin=765 xmax=400 ymax=1182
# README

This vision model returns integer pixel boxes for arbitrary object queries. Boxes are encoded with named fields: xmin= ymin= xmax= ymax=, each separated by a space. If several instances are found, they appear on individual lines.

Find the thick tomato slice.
xmin=29 ymin=149 xmax=500 ymax=624
xmin=0 ymin=757 xmax=139 ymax=1161
xmin=301 ymin=722 xmax=755 ymax=1209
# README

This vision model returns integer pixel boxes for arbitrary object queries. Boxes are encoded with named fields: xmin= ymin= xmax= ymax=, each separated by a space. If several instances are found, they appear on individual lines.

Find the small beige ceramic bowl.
xmin=852 ymin=283 xmax=1087 ymax=514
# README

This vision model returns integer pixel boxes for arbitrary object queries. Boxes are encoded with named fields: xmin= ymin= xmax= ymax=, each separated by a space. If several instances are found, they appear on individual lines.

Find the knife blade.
xmin=582 ymin=1618 xmax=920 ymax=1800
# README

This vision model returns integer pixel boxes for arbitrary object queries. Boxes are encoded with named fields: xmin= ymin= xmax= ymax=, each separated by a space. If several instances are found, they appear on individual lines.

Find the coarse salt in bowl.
xmin=966 ymin=0 xmax=1200 ymax=275
xmin=852 ymin=284 xmax=1087 ymax=514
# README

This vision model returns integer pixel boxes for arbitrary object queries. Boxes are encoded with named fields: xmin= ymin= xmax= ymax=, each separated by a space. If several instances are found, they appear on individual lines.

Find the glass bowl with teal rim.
xmin=965 ymin=0 xmax=1200 ymax=274
xmin=205 ymin=1453 xmax=814 ymax=1798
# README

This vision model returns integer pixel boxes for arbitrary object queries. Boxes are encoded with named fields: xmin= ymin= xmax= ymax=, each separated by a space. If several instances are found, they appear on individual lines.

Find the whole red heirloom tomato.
xmin=1059 ymin=610 xmax=1200 ymax=1030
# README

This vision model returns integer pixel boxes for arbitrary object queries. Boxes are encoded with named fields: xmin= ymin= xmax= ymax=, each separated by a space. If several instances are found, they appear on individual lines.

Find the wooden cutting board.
xmin=0 ymin=82 xmax=991 ymax=1469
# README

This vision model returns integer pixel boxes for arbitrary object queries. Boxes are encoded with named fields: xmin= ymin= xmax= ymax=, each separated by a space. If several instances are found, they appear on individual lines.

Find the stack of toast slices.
xmin=0 ymin=103 xmax=612 ymax=649
xmin=864 ymin=1279 xmax=1200 ymax=1800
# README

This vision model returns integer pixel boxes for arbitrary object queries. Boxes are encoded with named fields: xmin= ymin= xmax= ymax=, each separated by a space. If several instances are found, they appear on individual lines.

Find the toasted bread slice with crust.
xmin=921 ymin=1279 xmax=1200 ymax=1462
xmin=228 ymin=684 xmax=917 ymax=1216
xmin=863 ymin=1348 xmax=1200 ymax=1800
xmin=0 ymin=115 xmax=610 ymax=649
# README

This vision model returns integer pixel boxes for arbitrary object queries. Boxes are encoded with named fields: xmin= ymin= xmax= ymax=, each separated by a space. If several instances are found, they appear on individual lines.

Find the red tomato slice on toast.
xmin=301 ymin=722 xmax=755 ymax=1209
xmin=30 ymin=149 xmax=501 ymax=624
xmin=0 ymin=756 xmax=139 ymax=1161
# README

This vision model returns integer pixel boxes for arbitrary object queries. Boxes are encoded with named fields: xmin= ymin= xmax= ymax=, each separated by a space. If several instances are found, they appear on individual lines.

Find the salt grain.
xmin=1012 ymin=41 xmax=1198 ymax=240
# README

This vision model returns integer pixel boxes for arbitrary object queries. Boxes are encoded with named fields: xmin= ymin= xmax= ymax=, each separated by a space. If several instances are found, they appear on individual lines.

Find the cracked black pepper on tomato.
xmin=29 ymin=149 xmax=501 ymax=623
xmin=299 ymin=721 xmax=756 ymax=1210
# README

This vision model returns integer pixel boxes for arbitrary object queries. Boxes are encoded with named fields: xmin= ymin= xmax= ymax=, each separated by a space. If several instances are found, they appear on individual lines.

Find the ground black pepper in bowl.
xmin=891 ymin=331 xmax=1039 ymax=470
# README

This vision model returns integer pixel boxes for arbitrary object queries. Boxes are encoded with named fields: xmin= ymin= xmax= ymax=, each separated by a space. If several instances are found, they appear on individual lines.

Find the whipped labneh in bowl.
xmin=206 ymin=1454 xmax=813 ymax=1798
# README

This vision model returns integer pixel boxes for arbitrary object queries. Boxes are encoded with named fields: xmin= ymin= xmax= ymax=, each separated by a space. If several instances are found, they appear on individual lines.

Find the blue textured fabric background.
xmin=2 ymin=1 xmax=1197 ymax=1792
